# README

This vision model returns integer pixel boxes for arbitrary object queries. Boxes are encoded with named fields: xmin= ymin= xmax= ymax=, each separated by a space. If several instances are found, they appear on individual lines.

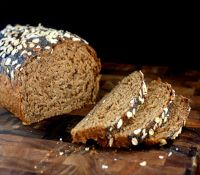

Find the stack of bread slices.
xmin=71 ymin=71 xmax=191 ymax=148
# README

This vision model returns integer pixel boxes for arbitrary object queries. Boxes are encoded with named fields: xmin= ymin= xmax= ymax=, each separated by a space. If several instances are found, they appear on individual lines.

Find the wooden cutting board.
xmin=0 ymin=63 xmax=200 ymax=175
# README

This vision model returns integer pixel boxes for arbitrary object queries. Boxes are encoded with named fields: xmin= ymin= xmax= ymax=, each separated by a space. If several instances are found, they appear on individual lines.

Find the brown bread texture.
xmin=145 ymin=95 xmax=190 ymax=146
xmin=71 ymin=79 xmax=176 ymax=148
xmin=0 ymin=24 xmax=101 ymax=125
xmin=71 ymin=71 xmax=147 ymax=144
xmin=109 ymin=79 xmax=175 ymax=148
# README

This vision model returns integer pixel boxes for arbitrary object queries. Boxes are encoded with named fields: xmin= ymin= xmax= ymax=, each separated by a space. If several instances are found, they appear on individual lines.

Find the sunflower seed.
xmin=5 ymin=58 xmax=11 ymax=65
xmin=149 ymin=129 xmax=154 ymax=136
xmin=126 ymin=111 xmax=133 ymax=119
xmin=155 ymin=117 xmax=161 ymax=123
xmin=29 ymin=43 xmax=35 ymax=48
xmin=133 ymin=128 xmax=141 ymax=135
xmin=139 ymin=161 xmax=147 ymax=166
xmin=32 ymin=38 xmax=40 ymax=43
xmin=117 ymin=119 xmax=123 ymax=129
xmin=131 ymin=137 xmax=138 ymax=145
xmin=109 ymin=138 xmax=114 ymax=147
xmin=132 ymin=108 xmax=136 ymax=115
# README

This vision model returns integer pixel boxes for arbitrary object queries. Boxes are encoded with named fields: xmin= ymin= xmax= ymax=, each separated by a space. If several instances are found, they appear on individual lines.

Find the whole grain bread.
xmin=71 ymin=71 xmax=147 ymax=144
xmin=0 ymin=24 xmax=101 ymax=125
xmin=104 ymin=79 xmax=175 ymax=148
xmin=145 ymin=95 xmax=190 ymax=146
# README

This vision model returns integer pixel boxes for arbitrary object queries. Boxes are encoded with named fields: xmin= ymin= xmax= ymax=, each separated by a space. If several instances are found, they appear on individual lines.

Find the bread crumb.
xmin=192 ymin=157 xmax=197 ymax=167
xmin=85 ymin=147 xmax=90 ymax=151
xmin=175 ymin=147 xmax=179 ymax=151
xmin=34 ymin=165 xmax=37 ymax=169
xmin=159 ymin=155 xmax=164 ymax=159
xmin=114 ymin=158 xmax=117 ymax=161
xmin=102 ymin=164 xmax=108 ymax=169
xmin=59 ymin=151 xmax=64 ymax=156
xmin=168 ymin=152 xmax=172 ymax=157
xmin=139 ymin=161 xmax=147 ymax=166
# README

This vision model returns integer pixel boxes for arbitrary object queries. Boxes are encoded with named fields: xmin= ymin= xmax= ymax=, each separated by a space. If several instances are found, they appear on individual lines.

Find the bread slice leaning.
xmin=71 ymin=71 xmax=147 ymax=144
xmin=111 ymin=79 xmax=175 ymax=148
xmin=144 ymin=95 xmax=190 ymax=146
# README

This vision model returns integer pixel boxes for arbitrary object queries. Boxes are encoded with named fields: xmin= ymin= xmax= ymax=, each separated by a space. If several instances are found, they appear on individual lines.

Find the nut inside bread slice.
xmin=71 ymin=71 xmax=147 ymax=144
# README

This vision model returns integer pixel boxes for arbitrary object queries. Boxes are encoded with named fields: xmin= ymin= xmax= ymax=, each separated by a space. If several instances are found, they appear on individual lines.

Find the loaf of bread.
xmin=71 ymin=71 xmax=147 ymax=144
xmin=71 ymin=72 xmax=191 ymax=148
xmin=0 ymin=24 xmax=101 ymax=125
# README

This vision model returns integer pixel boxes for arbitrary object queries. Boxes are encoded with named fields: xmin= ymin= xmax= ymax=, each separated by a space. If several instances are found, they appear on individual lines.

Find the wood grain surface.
xmin=0 ymin=63 xmax=200 ymax=175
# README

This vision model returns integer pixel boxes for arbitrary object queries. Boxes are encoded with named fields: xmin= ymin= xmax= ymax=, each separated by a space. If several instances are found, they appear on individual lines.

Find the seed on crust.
xmin=32 ymin=38 xmax=40 ymax=43
xmin=161 ymin=112 xmax=165 ymax=119
xmin=117 ymin=119 xmax=123 ymax=129
xmin=138 ymin=96 xmax=144 ymax=104
xmin=131 ymin=137 xmax=138 ymax=145
xmin=141 ymin=129 xmax=147 ymax=139
xmin=132 ymin=108 xmax=136 ymax=115
xmin=126 ymin=111 xmax=133 ymax=119
xmin=149 ymin=129 xmax=154 ymax=136
xmin=142 ymin=81 xmax=147 ymax=95
xmin=163 ymin=116 xmax=168 ymax=123
xmin=109 ymin=127 xmax=113 ymax=132
xmin=133 ymin=128 xmax=141 ymax=135
xmin=109 ymin=137 xmax=114 ymax=147
xmin=155 ymin=117 xmax=161 ymax=123
xmin=163 ymin=107 xmax=168 ymax=114
xmin=172 ymin=127 xmax=182 ymax=139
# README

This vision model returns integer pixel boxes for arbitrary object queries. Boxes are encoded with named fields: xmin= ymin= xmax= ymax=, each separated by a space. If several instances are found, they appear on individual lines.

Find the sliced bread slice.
xmin=144 ymin=95 xmax=190 ymax=146
xmin=71 ymin=71 xmax=147 ymax=144
xmin=110 ymin=79 xmax=175 ymax=148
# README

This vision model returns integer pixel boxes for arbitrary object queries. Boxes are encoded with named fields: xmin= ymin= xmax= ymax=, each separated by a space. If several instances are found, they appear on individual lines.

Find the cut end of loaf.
xmin=19 ymin=40 xmax=101 ymax=124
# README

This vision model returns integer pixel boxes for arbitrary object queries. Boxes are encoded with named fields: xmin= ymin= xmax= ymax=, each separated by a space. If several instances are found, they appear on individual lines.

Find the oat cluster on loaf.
xmin=0 ymin=24 xmax=88 ymax=79
xmin=0 ymin=24 xmax=101 ymax=125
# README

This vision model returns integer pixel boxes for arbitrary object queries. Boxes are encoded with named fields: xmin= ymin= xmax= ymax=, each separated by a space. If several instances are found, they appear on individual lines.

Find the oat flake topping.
xmin=0 ymin=24 xmax=88 ymax=79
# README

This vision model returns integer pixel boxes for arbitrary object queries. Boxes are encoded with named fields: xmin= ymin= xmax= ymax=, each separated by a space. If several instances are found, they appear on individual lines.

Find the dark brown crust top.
xmin=0 ymin=24 xmax=88 ymax=80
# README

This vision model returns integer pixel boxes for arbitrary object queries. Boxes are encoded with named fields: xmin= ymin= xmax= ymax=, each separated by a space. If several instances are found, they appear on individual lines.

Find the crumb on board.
xmin=85 ymin=147 xmax=90 ymax=151
xmin=159 ymin=155 xmax=164 ymax=159
xmin=168 ymin=152 xmax=172 ymax=157
xmin=102 ymin=164 xmax=108 ymax=169
xmin=59 ymin=151 xmax=64 ymax=156
xmin=34 ymin=165 xmax=37 ymax=169
xmin=139 ymin=161 xmax=147 ymax=166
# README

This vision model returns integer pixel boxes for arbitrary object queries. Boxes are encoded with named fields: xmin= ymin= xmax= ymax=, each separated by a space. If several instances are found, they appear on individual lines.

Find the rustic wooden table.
xmin=0 ymin=63 xmax=200 ymax=175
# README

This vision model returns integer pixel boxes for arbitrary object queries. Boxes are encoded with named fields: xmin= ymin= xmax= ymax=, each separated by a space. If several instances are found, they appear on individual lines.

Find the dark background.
xmin=0 ymin=2 xmax=198 ymax=69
